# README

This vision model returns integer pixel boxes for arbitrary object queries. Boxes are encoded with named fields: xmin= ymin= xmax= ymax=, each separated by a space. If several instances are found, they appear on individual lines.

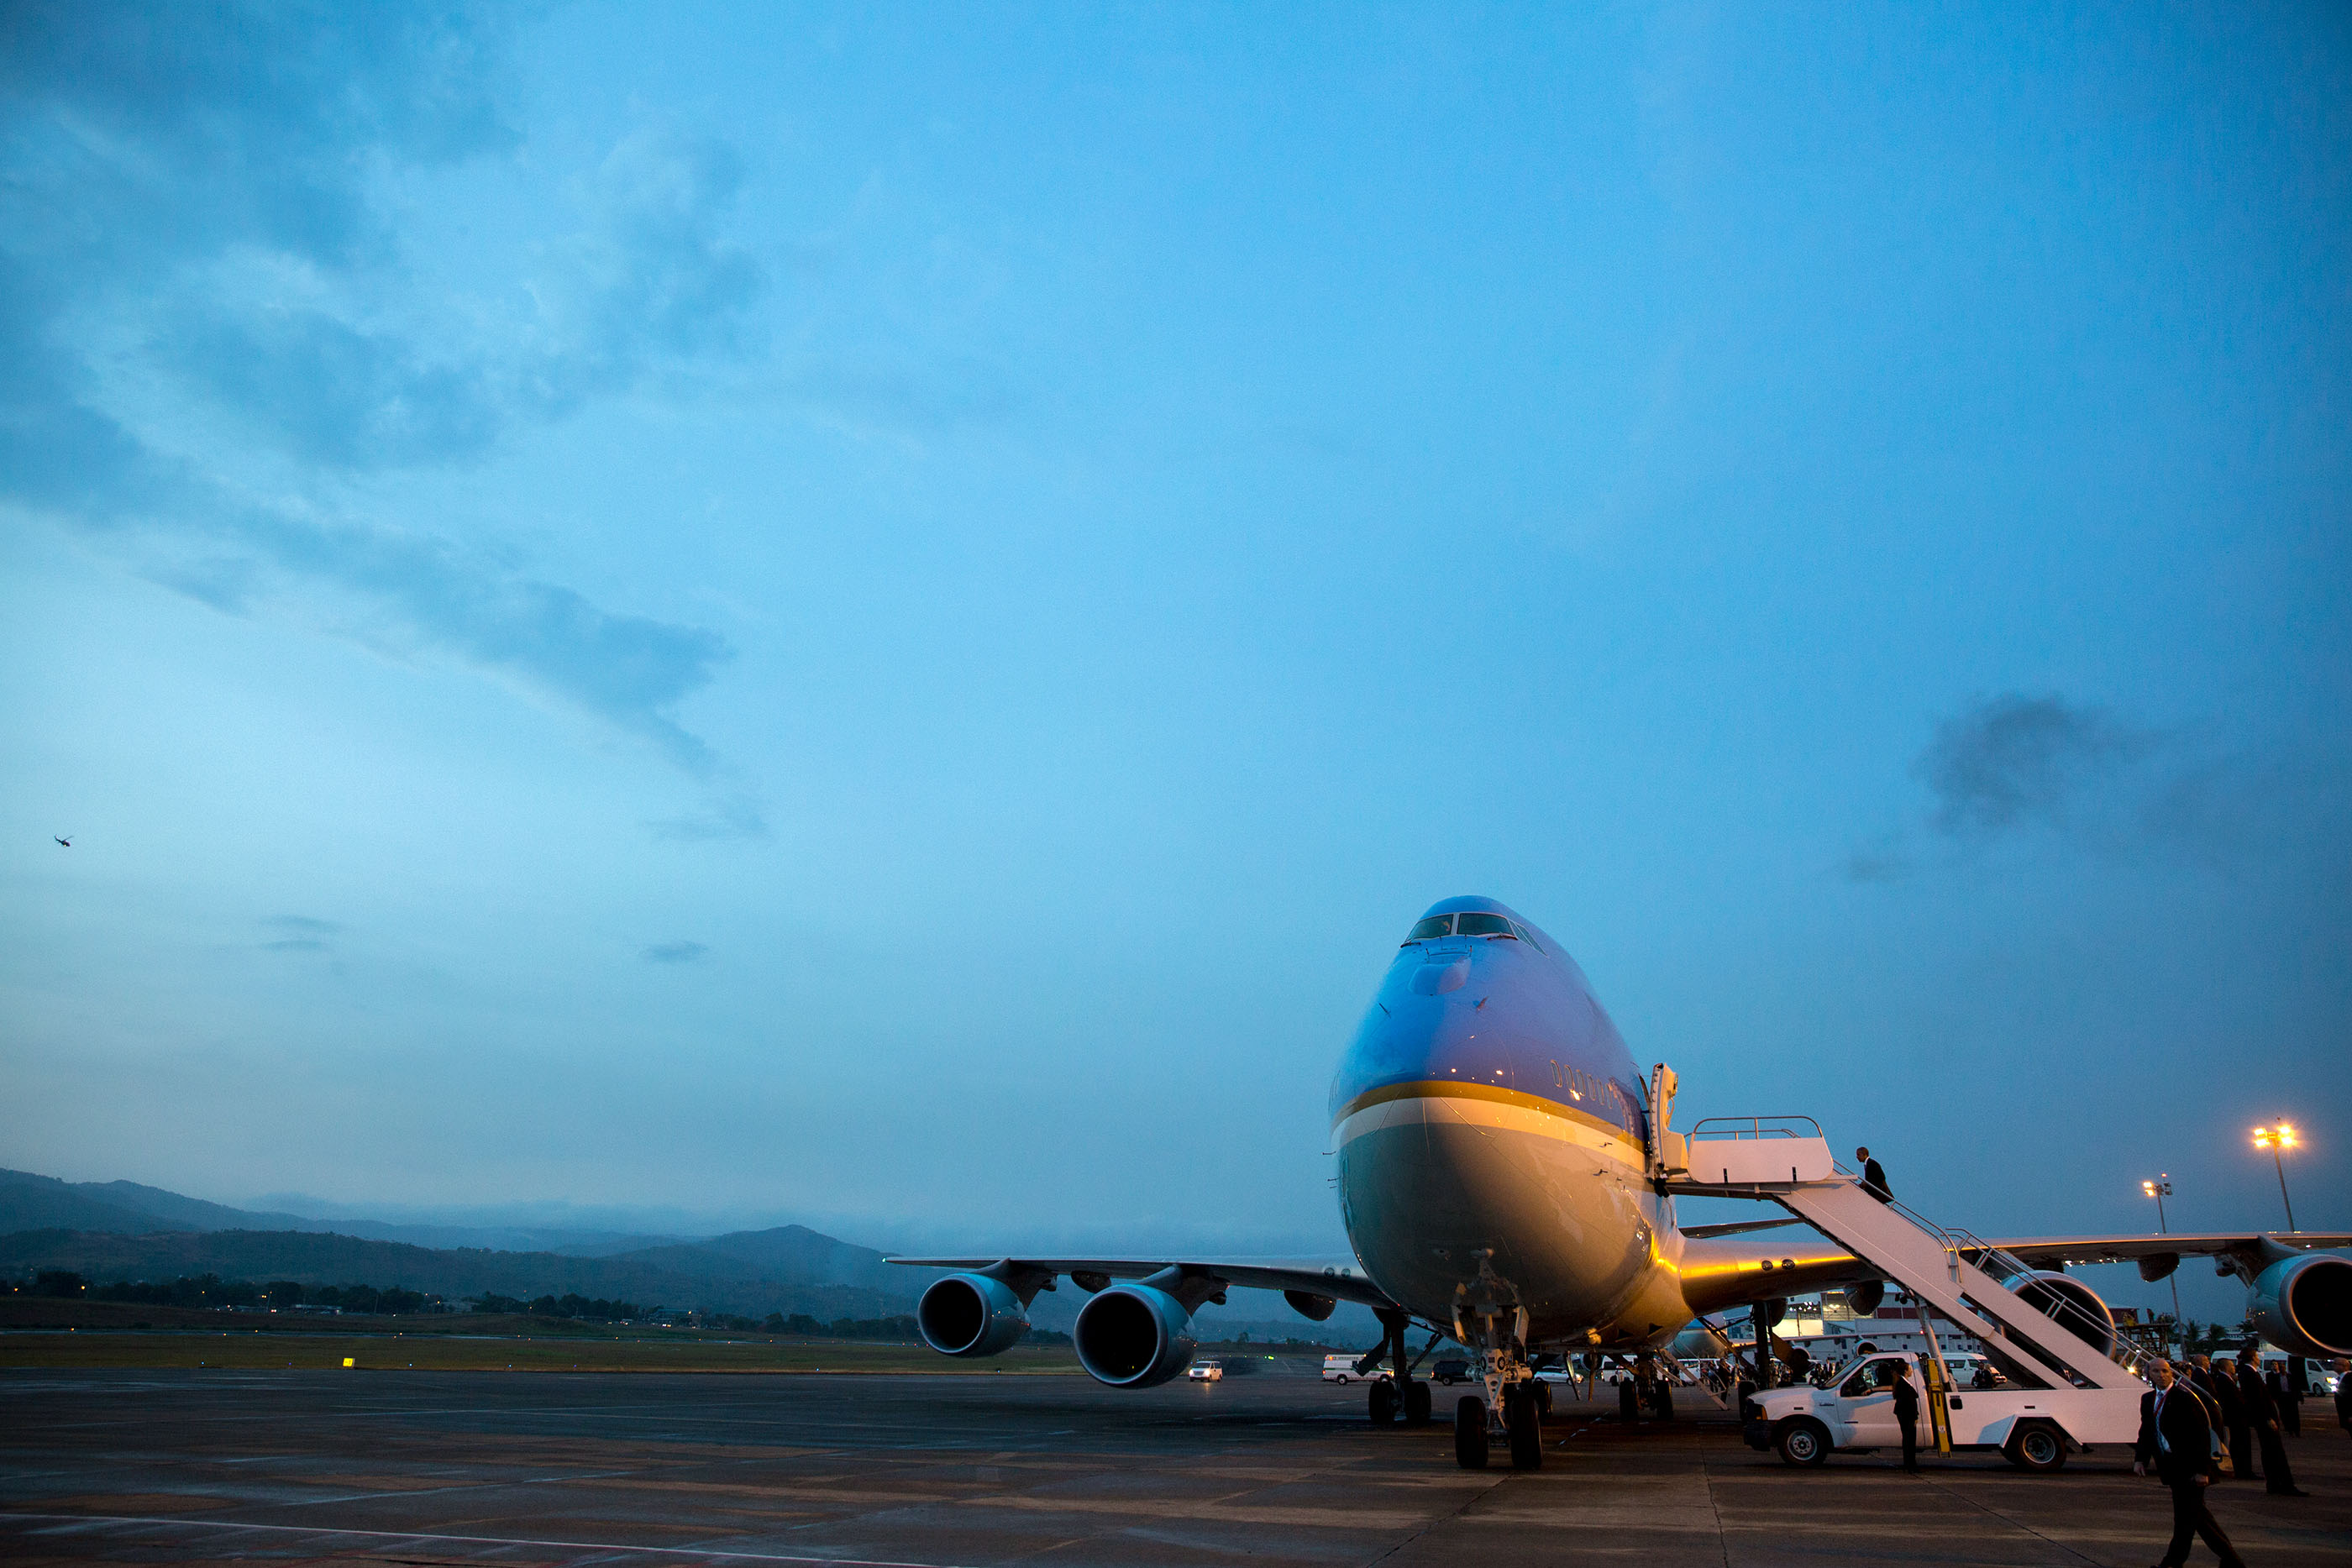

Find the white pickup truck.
xmin=1744 ymin=1351 xmax=2145 ymax=1473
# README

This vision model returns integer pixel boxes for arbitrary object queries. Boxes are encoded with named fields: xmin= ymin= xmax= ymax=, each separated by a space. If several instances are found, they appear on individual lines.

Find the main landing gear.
xmin=1364 ymin=1310 xmax=1436 ymax=1428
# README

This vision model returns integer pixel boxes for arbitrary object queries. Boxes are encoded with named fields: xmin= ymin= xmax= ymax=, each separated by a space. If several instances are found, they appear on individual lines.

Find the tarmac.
xmin=3 ymin=1368 xmax=2346 ymax=1567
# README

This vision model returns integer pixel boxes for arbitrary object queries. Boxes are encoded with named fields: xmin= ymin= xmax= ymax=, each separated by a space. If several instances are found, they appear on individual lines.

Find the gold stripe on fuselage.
xmin=1331 ymin=1079 xmax=1646 ymax=1164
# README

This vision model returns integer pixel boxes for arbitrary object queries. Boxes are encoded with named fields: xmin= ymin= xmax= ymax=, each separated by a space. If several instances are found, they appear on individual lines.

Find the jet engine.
xmin=916 ymin=1273 xmax=1030 ymax=1358
xmin=1074 ymin=1282 xmax=1197 ymax=1387
xmin=2006 ymin=1270 xmax=2115 ymax=1356
xmin=2250 ymin=1252 xmax=2352 ymax=1357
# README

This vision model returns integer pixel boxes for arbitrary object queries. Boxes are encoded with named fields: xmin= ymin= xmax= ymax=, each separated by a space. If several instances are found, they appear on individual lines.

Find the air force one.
xmin=894 ymin=895 xmax=2350 ymax=1466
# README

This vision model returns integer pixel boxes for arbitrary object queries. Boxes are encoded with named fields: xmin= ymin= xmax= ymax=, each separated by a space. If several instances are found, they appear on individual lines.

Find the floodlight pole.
xmin=2144 ymin=1176 xmax=2181 ymax=1324
xmin=2269 ymin=1142 xmax=2297 ymax=1234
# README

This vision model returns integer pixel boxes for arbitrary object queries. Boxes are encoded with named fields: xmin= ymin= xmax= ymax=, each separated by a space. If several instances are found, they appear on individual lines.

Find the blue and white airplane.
xmin=897 ymin=895 xmax=2350 ymax=1468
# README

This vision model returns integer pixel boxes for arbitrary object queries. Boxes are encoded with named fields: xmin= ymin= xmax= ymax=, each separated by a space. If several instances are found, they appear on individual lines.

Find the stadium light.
xmin=2140 ymin=1175 xmax=2180 ymax=1320
xmin=2250 ymin=1123 xmax=2299 ymax=1232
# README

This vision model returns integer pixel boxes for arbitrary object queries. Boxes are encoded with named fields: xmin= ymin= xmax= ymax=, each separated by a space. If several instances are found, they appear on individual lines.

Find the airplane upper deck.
xmin=1328 ymin=897 xmax=1646 ymax=1144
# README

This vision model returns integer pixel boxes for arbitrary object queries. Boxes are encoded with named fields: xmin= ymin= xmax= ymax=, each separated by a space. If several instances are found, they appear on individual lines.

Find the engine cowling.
xmin=2006 ymin=1269 xmax=2115 ymax=1356
xmin=2250 ymin=1252 xmax=2352 ymax=1357
xmin=916 ymin=1272 xmax=1030 ymax=1357
xmin=1073 ymin=1282 xmax=1196 ymax=1387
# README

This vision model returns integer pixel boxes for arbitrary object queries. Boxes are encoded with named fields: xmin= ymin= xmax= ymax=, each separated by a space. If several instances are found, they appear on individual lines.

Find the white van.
xmin=1323 ymin=1354 xmax=1384 ymax=1383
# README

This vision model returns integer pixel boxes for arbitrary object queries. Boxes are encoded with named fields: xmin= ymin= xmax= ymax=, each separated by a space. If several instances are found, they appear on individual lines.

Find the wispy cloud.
xmin=643 ymin=941 xmax=710 ymax=964
xmin=260 ymin=914 xmax=341 ymax=953
xmin=1915 ymin=694 xmax=2150 ymax=836
xmin=1846 ymin=692 xmax=2301 ymax=882
xmin=0 ymin=3 xmax=759 ymax=773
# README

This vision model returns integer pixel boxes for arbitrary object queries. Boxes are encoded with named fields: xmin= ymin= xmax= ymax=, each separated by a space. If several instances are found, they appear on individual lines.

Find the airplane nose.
xmin=1410 ymin=957 xmax=1470 ymax=996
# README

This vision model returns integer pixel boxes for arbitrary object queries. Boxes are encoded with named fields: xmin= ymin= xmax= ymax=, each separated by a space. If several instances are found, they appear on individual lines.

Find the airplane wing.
xmin=1981 ymin=1231 xmax=2352 ymax=1270
xmin=1675 ymin=1229 xmax=2352 ymax=1321
xmin=887 ymin=1255 xmax=1404 ymax=1313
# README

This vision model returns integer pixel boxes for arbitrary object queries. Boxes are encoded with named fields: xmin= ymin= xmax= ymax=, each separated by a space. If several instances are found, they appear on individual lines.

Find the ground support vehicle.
xmin=1322 ymin=1355 xmax=1384 ymax=1383
xmin=1744 ymin=1351 xmax=2142 ymax=1472
xmin=1186 ymin=1360 xmax=1223 ymax=1382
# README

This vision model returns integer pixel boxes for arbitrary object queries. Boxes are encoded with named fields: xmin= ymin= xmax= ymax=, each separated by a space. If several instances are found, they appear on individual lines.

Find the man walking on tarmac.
xmin=1856 ymin=1146 xmax=1893 ymax=1203
xmin=2135 ymin=1359 xmax=2246 ymax=1568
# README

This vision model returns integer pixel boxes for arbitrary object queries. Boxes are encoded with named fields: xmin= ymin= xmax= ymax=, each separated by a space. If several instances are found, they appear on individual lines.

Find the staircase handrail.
xmin=1687 ymin=1115 xmax=1824 ymax=1141
xmin=1824 ymin=1159 xmax=2150 ymax=1380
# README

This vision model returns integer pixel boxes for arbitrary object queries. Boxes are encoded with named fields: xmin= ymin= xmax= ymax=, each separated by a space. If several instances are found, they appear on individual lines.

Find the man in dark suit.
xmin=1890 ymin=1359 xmax=1921 ymax=1471
xmin=2135 ymin=1359 xmax=2245 ymax=1567
xmin=2271 ymin=1361 xmax=2302 ymax=1438
xmin=2236 ymin=1348 xmax=2306 ymax=1497
xmin=1856 ymin=1146 xmax=1893 ymax=1204
xmin=2188 ymin=1355 xmax=2247 ymax=1478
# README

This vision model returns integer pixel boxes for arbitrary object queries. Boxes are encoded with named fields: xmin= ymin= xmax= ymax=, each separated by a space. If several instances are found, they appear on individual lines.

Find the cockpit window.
xmin=1455 ymin=913 xmax=1515 ymax=937
xmin=1404 ymin=915 xmax=1454 ymax=941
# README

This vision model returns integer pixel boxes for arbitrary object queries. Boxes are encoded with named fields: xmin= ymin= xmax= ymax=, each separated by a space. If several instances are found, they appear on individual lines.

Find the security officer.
xmin=1890 ymin=1358 xmax=1921 ymax=1472
xmin=2135 ymin=1359 xmax=2244 ymax=1567
xmin=2237 ymin=1348 xmax=2307 ymax=1497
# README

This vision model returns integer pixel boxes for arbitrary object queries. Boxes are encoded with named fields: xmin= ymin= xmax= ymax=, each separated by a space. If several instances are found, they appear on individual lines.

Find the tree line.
xmin=11 ymin=1271 xmax=448 ymax=1314
xmin=5 ymin=1273 xmax=1026 ymax=1338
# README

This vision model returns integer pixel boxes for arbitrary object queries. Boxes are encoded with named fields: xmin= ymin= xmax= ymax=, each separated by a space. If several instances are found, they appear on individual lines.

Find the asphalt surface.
xmin=3 ymin=1369 xmax=2346 ymax=1566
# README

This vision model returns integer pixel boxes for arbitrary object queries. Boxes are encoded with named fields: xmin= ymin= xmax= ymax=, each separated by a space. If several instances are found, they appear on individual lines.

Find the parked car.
xmin=1186 ymin=1360 xmax=1223 ymax=1382
xmin=1322 ymin=1355 xmax=1384 ymax=1383
xmin=1430 ymin=1358 xmax=1473 ymax=1386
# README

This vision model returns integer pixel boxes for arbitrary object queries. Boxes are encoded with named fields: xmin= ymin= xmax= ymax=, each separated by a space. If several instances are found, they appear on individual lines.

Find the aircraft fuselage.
xmin=1331 ymin=896 xmax=1695 ymax=1347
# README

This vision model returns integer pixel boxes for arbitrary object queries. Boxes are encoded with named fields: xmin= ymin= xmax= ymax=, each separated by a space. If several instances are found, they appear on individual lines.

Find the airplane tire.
xmin=1619 ymin=1377 xmax=1640 ymax=1422
xmin=1532 ymin=1380 xmax=1552 ymax=1417
xmin=1507 ymin=1386 xmax=1543 ymax=1470
xmin=1455 ymin=1397 xmax=1489 ymax=1469
xmin=1404 ymin=1380 xmax=1432 ymax=1425
xmin=1368 ymin=1379 xmax=1399 ymax=1424
xmin=1653 ymin=1383 xmax=1674 ymax=1421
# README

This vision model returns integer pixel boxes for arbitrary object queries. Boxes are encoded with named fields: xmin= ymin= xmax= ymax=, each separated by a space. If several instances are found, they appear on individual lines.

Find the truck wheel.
xmin=2005 ymin=1423 xmax=2066 ymax=1473
xmin=1777 ymin=1418 xmax=1830 ymax=1467
xmin=1455 ymin=1397 xmax=1489 ymax=1469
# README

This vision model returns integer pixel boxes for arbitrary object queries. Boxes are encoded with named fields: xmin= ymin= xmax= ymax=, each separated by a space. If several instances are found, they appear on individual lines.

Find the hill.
xmin=0 ymin=1227 xmax=932 ymax=1320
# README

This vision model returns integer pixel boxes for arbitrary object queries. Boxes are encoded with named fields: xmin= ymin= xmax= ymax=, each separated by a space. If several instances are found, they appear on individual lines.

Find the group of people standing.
xmin=2132 ymin=1348 xmax=2328 ymax=1568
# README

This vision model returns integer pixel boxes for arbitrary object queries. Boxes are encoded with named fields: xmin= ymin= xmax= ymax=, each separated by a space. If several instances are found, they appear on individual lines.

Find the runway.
xmin=3 ymin=1369 xmax=2345 ymax=1566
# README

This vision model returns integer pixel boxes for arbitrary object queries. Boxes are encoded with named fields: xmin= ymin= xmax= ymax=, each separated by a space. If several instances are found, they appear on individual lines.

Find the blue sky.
xmin=3 ymin=3 xmax=2345 ymax=1323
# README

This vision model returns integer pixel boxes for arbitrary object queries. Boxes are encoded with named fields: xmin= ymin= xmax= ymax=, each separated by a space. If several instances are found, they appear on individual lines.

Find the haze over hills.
xmin=0 ymin=1168 xmax=1375 ymax=1339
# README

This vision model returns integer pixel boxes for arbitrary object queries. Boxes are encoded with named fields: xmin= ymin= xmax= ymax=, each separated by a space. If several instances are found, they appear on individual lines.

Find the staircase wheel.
xmin=1454 ymin=1396 xmax=1489 ymax=1469
xmin=1404 ymin=1380 xmax=1432 ymax=1425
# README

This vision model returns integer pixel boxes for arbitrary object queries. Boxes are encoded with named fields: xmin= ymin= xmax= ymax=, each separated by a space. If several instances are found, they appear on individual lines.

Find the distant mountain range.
xmin=0 ymin=1167 xmax=933 ymax=1319
xmin=0 ymin=1167 xmax=1372 ymax=1340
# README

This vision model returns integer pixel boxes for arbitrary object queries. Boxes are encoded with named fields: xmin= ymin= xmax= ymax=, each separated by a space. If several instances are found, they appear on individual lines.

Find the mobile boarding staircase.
xmin=1660 ymin=1116 xmax=2149 ymax=1392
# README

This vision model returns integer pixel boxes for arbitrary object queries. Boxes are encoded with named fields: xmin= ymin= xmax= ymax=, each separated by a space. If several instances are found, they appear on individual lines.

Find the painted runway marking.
xmin=3 ymin=1511 xmax=969 ymax=1568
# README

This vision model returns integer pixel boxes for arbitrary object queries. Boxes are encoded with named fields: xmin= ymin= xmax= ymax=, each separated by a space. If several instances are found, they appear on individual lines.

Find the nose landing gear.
xmin=1453 ymin=1307 xmax=1542 ymax=1470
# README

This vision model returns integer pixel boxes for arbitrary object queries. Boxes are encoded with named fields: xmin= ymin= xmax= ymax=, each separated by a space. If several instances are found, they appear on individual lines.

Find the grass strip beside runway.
xmin=0 ymin=1331 xmax=1083 ymax=1374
